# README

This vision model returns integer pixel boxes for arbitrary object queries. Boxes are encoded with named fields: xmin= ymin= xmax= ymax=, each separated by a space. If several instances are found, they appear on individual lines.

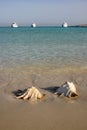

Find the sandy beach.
xmin=0 ymin=66 xmax=87 ymax=130
xmin=0 ymin=0 xmax=87 ymax=128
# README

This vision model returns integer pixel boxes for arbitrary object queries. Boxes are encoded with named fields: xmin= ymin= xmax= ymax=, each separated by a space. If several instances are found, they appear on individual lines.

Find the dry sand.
xmin=0 ymin=66 xmax=87 ymax=130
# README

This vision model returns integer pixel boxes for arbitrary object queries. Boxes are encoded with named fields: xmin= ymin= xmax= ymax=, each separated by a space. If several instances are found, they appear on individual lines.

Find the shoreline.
xmin=0 ymin=65 xmax=87 ymax=88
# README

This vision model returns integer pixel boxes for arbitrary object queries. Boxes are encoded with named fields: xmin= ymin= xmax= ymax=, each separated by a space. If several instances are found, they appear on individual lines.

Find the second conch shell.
xmin=16 ymin=86 xmax=45 ymax=101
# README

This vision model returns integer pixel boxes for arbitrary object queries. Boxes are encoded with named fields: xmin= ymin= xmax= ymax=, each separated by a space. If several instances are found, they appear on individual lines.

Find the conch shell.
xmin=55 ymin=81 xmax=78 ymax=98
xmin=16 ymin=86 xmax=45 ymax=101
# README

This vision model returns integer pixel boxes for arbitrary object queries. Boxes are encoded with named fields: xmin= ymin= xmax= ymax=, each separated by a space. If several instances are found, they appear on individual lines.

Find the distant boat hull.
xmin=62 ymin=22 xmax=68 ymax=27
xmin=11 ymin=23 xmax=18 ymax=28
xmin=31 ymin=23 xmax=36 ymax=28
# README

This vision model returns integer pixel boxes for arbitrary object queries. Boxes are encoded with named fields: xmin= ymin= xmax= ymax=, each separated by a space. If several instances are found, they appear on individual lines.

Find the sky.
xmin=0 ymin=0 xmax=87 ymax=26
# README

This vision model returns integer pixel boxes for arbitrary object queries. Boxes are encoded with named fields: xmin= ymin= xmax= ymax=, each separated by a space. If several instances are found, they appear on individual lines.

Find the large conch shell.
xmin=55 ymin=81 xmax=78 ymax=98
xmin=16 ymin=86 xmax=45 ymax=101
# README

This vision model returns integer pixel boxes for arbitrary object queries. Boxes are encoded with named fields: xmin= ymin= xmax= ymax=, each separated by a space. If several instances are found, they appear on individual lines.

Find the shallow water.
xmin=0 ymin=27 xmax=87 ymax=92
xmin=0 ymin=27 xmax=87 ymax=69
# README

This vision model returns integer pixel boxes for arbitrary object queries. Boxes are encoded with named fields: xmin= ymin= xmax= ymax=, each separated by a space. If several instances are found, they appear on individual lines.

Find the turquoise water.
xmin=0 ymin=27 xmax=87 ymax=69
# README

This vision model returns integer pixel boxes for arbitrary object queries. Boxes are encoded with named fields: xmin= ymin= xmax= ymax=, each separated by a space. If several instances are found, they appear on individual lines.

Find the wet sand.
xmin=0 ymin=66 xmax=87 ymax=130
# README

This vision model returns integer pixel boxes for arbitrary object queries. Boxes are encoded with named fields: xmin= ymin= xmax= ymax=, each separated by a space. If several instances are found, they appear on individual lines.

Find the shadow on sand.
xmin=42 ymin=86 xmax=60 ymax=93
xmin=12 ymin=88 xmax=27 ymax=97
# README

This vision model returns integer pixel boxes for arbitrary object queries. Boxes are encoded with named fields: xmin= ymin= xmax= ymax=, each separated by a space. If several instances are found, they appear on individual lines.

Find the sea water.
xmin=0 ymin=27 xmax=87 ymax=69
xmin=0 ymin=27 xmax=87 ymax=86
